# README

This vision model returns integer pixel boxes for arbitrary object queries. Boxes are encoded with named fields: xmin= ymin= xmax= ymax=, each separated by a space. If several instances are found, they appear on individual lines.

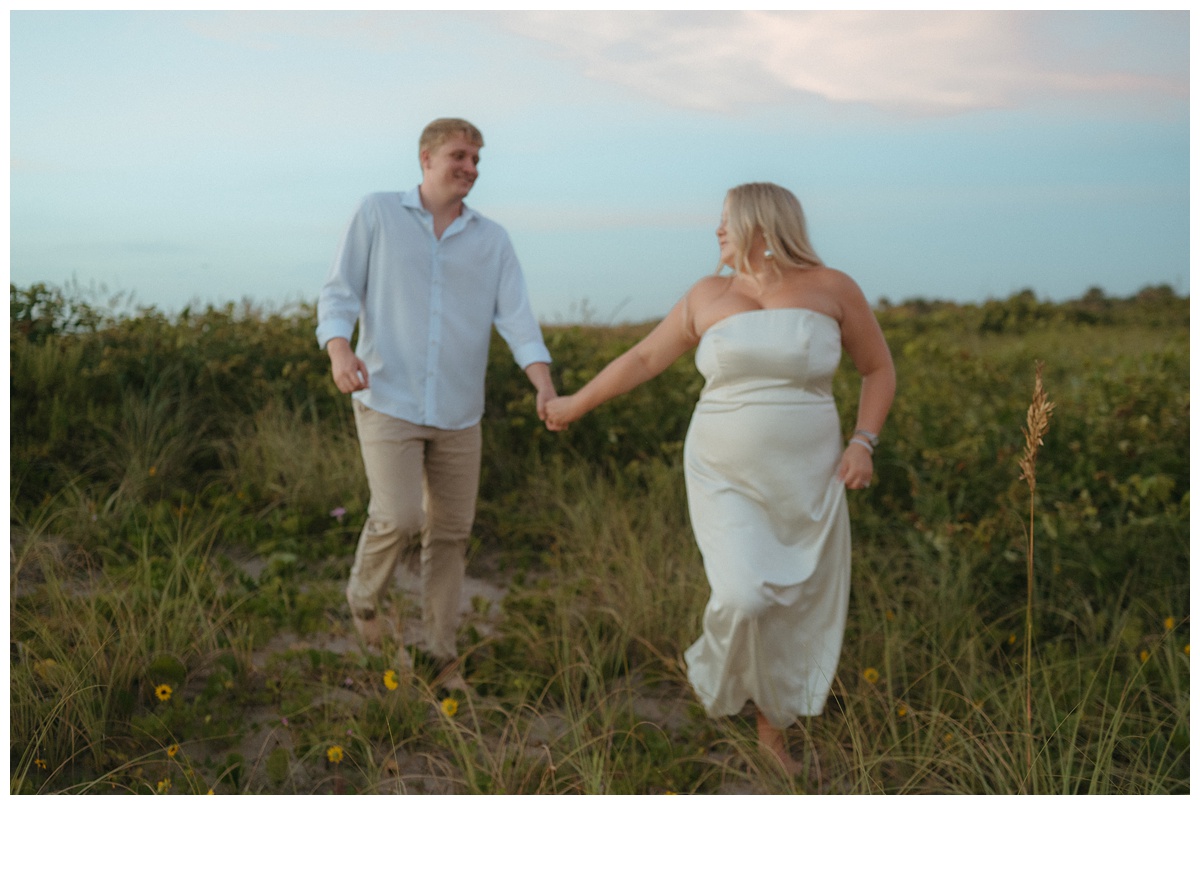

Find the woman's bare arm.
xmin=833 ymin=273 xmax=896 ymax=488
xmin=545 ymin=287 xmax=701 ymax=430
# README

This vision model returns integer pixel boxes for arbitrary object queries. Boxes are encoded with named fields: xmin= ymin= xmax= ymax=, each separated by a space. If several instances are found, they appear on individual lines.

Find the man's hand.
xmin=535 ymin=386 xmax=556 ymax=423
xmin=524 ymin=362 xmax=557 ymax=423
xmin=327 ymin=338 xmax=369 ymax=393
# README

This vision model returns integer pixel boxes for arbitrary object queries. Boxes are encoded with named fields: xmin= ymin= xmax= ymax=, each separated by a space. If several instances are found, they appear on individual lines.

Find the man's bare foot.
xmin=346 ymin=583 xmax=399 ymax=648
xmin=346 ymin=587 xmax=385 ymax=647
xmin=350 ymin=609 xmax=383 ymax=647
xmin=432 ymin=656 xmax=468 ymax=693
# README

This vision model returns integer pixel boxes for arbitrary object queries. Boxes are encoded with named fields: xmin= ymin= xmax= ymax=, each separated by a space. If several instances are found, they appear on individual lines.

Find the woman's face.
xmin=717 ymin=199 xmax=768 ymax=270
xmin=716 ymin=201 xmax=737 ymax=268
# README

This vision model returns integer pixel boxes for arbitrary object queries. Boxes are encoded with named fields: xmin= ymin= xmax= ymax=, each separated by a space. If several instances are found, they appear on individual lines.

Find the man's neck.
xmin=418 ymin=184 xmax=464 ymax=239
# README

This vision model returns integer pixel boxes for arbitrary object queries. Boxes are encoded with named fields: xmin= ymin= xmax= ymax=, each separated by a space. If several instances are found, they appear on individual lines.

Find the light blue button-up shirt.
xmin=316 ymin=188 xmax=552 ymax=430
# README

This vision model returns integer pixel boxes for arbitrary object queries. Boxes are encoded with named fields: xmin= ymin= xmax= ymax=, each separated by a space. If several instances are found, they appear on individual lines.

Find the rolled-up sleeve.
xmin=492 ymin=231 xmax=552 ymax=369
xmin=316 ymin=198 xmax=373 ymax=349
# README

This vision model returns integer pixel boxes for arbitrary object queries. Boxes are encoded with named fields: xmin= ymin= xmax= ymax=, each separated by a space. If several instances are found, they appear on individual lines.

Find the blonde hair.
xmin=719 ymin=182 xmax=823 ymax=277
xmin=418 ymin=118 xmax=484 ymax=159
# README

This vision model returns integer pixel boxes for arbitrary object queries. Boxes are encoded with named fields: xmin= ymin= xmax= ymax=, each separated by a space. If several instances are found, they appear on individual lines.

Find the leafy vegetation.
xmin=9 ymin=281 xmax=1189 ymax=793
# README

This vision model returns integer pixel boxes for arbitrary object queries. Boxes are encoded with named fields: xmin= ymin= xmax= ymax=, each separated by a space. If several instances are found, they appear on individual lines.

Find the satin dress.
xmin=682 ymin=308 xmax=851 ymax=728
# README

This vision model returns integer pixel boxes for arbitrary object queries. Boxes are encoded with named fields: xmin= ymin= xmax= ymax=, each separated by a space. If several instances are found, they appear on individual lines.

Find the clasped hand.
xmin=542 ymin=394 xmax=577 ymax=433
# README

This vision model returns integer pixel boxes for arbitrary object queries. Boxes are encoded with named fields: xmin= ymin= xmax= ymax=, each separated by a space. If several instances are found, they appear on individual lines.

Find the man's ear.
xmin=418 ymin=148 xmax=430 ymax=170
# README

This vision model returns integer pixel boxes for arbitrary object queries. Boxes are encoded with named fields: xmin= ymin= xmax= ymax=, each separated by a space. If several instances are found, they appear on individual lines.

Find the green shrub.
xmin=9 ymin=281 xmax=1188 ymax=794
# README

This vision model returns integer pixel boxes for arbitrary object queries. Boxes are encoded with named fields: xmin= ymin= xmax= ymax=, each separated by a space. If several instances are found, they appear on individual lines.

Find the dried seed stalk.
xmin=1018 ymin=361 xmax=1054 ymax=785
xmin=1019 ymin=361 xmax=1055 ymax=493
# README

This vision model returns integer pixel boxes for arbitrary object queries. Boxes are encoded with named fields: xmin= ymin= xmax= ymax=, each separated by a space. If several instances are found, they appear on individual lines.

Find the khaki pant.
xmin=347 ymin=400 xmax=482 ymax=658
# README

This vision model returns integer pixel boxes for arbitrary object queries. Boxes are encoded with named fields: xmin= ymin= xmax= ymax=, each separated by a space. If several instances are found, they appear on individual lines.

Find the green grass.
xmin=8 ymin=282 xmax=1189 ymax=794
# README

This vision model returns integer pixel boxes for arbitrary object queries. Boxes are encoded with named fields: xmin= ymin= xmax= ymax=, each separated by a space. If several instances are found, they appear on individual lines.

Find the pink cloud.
xmin=496 ymin=10 xmax=1187 ymax=116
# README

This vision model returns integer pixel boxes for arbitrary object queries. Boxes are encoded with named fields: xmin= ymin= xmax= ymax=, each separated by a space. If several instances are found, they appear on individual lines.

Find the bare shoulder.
xmin=668 ymin=275 xmax=736 ymax=343
xmin=675 ymin=274 xmax=732 ymax=319
xmin=683 ymin=274 xmax=734 ymax=306
xmin=814 ymin=266 xmax=864 ymax=296
xmin=810 ymin=266 xmax=868 ymax=318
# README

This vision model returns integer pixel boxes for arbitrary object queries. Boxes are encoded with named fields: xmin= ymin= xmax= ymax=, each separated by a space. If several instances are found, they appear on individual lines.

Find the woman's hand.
xmin=837 ymin=442 xmax=874 ymax=491
xmin=544 ymin=394 xmax=581 ymax=432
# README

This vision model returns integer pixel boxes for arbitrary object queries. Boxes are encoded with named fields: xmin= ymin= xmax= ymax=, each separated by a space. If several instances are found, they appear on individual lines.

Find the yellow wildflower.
xmin=885 ymin=610 xmax=896 ymax=622
xmin=148 ymin=466 xmax=157 ymax=477
xmin=897 ymin=703 xmax=908 ymax=718
xmin=1164 ymin=616 xmax=1176 ymax=631
xmin=441 ymin=697 xmax=459 ymax=718
xmin=383 ymin=669 xmax=399 ymax=691
xmin=1007 ymin=633 xmax=1017 ymax=646
xmin=155 ymin=684 xmax=173 ymax=702
xmin=157 ymin=777 xmax=171 ymax=793
xmin=1139 ymin=649 xmax=1150 ymax=663
xmin=166 ymin=744 xmax=179 ymax=758
xmin=326 ymin=745 xmax=344 ymax=764
xmin=862 ymin=667 xmax=880 ymax=685
xmin=34 ymin=758 xmax=48 ymax=770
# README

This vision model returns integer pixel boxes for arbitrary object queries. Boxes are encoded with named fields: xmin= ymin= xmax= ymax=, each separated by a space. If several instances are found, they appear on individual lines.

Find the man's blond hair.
xmin=419 ymin=118 xmax=484 ymax=159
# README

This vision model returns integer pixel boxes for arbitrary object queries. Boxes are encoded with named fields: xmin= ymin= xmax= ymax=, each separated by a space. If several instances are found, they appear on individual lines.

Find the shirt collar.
xmin=401 ymin=185 xmax=477 ymax=225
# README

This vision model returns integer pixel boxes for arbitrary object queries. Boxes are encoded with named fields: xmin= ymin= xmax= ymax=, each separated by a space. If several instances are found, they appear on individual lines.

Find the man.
xmin=317 ymin=118 xmax=555 ymax=669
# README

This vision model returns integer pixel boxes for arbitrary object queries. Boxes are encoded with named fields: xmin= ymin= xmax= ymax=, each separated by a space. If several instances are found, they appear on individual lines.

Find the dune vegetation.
xmin=9 ymin=281 xmax=1189 ymax=794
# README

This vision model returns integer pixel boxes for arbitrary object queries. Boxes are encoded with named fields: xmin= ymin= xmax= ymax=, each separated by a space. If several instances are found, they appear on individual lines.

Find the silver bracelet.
xmin=854 ymin=428 xmax=880 ymax=445
xmin=849 ymin=437 xmax=874 ymax=454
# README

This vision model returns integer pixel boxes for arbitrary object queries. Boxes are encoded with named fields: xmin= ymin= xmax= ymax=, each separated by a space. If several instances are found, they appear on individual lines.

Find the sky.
xmin=7 ymin=8 xmax=1192 ymax=324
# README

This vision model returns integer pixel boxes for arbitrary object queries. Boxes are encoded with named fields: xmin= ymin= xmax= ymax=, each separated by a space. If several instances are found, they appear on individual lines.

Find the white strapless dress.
xmin=682 ymin=309 xmax=851 ymax=728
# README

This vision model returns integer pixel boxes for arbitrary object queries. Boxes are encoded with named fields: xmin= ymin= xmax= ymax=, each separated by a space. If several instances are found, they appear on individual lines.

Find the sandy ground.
xmin=231 ymin=559 xmax=512 ymax=793
xmin=228 ymin=558 xmax=714 ymax=793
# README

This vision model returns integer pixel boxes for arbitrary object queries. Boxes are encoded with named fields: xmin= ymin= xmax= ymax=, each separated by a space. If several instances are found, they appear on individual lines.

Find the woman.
xmin=544 ymin=183 xmax=895 ymax=774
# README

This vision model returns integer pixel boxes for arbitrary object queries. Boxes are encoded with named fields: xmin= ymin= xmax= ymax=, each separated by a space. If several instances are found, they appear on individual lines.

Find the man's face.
xmin=421 ymin=134 xmax=481 ymax=203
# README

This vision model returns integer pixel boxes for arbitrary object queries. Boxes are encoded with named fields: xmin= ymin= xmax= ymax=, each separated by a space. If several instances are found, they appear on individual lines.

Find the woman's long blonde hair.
xmin=719 ymin=182 xmax=823 ymax=278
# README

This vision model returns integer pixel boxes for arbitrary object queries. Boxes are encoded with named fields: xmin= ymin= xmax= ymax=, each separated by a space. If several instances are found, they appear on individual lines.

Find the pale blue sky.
xmin=8 ymin=9 xmax=1191 ymax=323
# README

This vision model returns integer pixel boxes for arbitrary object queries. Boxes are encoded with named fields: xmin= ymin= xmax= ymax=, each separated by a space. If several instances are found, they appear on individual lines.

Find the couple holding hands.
xmin=316 ymin=118 xmax=895 ymax=773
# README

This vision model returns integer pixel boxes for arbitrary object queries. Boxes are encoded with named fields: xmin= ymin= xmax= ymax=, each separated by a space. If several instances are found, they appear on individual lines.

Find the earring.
xmin=764 ymin=249 xmax=775 ymax=259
